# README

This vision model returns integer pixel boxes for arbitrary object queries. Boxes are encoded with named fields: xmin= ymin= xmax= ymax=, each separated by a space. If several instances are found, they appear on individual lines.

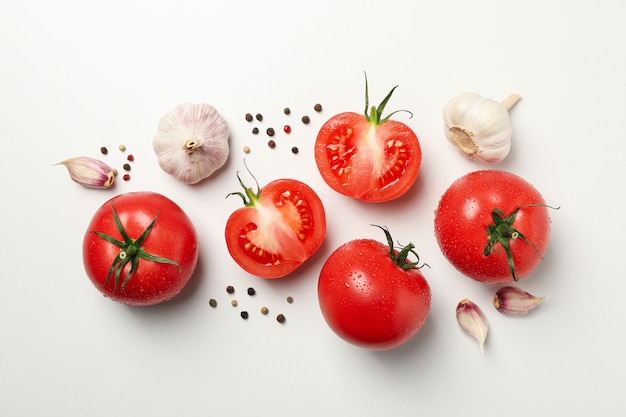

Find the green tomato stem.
xmin=92 ymin=204 xmax=181 ymax=292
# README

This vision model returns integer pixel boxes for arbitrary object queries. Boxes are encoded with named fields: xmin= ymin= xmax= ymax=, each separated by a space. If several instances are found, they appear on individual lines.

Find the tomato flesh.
xmin=434 ymin=170 xmax=551 ymax=284
xmin=315 ymin=112 xmax=421 ymax=202
xmin=225 ymin=179 xmax=326 ymax=279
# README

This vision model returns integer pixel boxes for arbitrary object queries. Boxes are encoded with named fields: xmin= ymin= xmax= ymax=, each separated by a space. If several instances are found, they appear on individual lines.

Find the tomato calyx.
xmin=226 ymin=161 xmax=262 ymax=207
xmin=363 ymin=72 xmax=413 ymax=126
xmin=484 ymin=205 xmax=547 ymax=281
xmin=91 ymin=204 xmax=181 ymax=292
xmin=373 ymin=225 xmax=427 ymax=271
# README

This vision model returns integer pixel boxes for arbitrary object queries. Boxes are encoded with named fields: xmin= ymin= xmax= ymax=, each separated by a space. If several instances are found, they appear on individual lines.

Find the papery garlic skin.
xmin=456 ymin=299 xmax=488 ymax=353
xmin=494 ymin=286 xmax=546 ymax=316
xmin=443 ymin=92 xmax=520 ymax=163
xmin=153 ymin=103 xmax=230 ymax=184
xmin=54 ymin=156 xmax=115 ymax=189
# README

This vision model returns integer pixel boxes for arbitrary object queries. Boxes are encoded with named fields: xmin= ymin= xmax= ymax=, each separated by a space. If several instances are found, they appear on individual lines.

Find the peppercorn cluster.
xmin=209 ymin=285 xmax=294 ymax=324
xmin=242 ymin=103 xmax=323 ymax=155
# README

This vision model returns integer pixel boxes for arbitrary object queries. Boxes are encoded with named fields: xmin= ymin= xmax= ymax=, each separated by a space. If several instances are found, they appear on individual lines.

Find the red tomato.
xmin=225 ymin=173 xmax=326 ymax=279
xmin=83 ymin=192 xmax=199 ymax=306
xmin=314 ymin=75 xmax=421 ymax=202
xmin=434 ymin=170 xmax=552 ymax=284
xmin=318 ymin=226 xmax=431 ymax=350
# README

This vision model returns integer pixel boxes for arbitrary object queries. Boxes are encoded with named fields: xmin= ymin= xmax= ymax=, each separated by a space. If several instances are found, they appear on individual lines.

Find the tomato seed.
xmin=252 ymin=127 xmax=259 ymax=134
xmin=127 ymin=154 xmax=134 ymax=162
xmin=245 ymin=113 xmax=253 ymax=122
xmin=209 ymin=299 xmax=217 ymax=307
xmin=123 ymin=163 xmax=131 ymax=171
xmin=283 ymin=125 xmax=291 ymax=134
xmin=266 ymin=127 xmax=275 ymax=136
xmin=226 ymin=285 xmax=235 ymax=294
xmin=123 ymin=174 xmax=130 ymax=181
xmin=247 ymin=287 xmax=256 ymax=296
xmin=314 ymin=103 xmax=322 ymax=112
xmin=241 ymin=311 xmax=249 ymax=319
xmin=301 ymin=115 xmax=310 ymax=124
xmin=291 ymin=147 xmax=299 ymax=154
xmin=255 ymin=113 xmax=263 ymax=121
xmin=283 ymin=107 xmax=291 ymax=115
xmin=268 ymin=140 xmax=276 ymax=148
xmin=276 ymin=314 xmax=286 ymax=323
xmin=100 ymin=146 xmax=108 ymax=155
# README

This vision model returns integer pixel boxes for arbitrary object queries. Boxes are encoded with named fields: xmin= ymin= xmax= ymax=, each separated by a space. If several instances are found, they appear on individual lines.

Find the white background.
xmin=1 ymin=0 xmax=624 ymax=416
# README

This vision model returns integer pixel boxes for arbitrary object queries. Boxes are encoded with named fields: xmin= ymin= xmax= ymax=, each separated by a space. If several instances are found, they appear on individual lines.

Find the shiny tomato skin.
xmin=434 ymin=170 xmax=551 ymax=284
xmin=315 ymin=112 xmax=421 ymax=202
xmin=83 ymin=192 xmax=199 ymax=306
xmin=225 ymin=179 xmax=326 ymax=279
xmin=318 ymin=238 xmax=431 ymax=350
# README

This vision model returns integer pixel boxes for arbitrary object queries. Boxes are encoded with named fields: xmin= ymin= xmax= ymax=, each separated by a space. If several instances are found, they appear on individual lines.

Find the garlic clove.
xmin=153 ymin=103 xmax=230 ymax=184
xmin=54 ymin=156 xmax=115 ymax=189
xmin=493 ymin=286 xmax=546 ymax=316
xmin=443 ymin=92 xmax=521 ymax=163
xmin=456 ymin=299 xmax=488 ymax=353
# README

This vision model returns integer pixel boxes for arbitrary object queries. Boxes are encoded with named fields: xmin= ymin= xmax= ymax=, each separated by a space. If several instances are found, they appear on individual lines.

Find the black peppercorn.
xmin=255 ymin=113 xmax=263 ymax=121
xmin=252 ymin=127 xmax=259 ymax=134
xmin=268 ymin=140 xmax=276 ymax=148
xmin=247 ymin=287 xmax=256 ymax=296
xmin=123 ymin=163 xmax=131 ymax=171
xmin=314 ymin=103 xmax=322 ymax=112
xmin=241 ymin=311 xmax=249 ymax=320
xmin=276 ymin=314 xmax=286 ymax=323
xmin=100 ymin=146 xmax=108 ymax=155
xmin=226 ymin=285 xmax=235 ymax=294
xmin=245 ymin=113 xmax=253 ymax=122
xmin=301 ymin=115 xmax=310 ymax=124
xmin=291 ymin=147 xmax=299 ymax=154
xmin=266 ymin=127 xmax=275 ymax=136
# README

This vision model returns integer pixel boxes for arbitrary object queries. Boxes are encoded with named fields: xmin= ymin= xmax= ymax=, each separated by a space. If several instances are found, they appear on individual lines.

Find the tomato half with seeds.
xmin=225 ymin=172 xmax=326 ymax=278
xmin=434 ymin=170 xmax=553 ymax=284
xmin=315 ymin=75 xmax=421 ymax=202
xmin=83 ymin=192 xmax=199 ymax=306
xmin=318 ymin=226 xmax=431 ymax=350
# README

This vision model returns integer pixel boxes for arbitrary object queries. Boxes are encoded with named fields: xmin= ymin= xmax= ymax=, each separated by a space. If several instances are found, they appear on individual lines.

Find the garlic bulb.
xmin=443 ymin=92 xmax=521 ymax=163
xmin=153 ymin=103 xmax=230 ymax=184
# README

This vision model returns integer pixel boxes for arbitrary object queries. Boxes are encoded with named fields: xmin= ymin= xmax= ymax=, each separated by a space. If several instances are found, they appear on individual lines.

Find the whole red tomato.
xmin=225 ymin=171 xmax=326 ymax=279
xmin=315 ymin=74 xmax=421 ymax=202
xmin=318 ymin=226 xmax=431 ymax=350
xmin=434 ymin=170 xmax=552 ymax=284
xmin=83 ymin=191 xmax=199 ymax=306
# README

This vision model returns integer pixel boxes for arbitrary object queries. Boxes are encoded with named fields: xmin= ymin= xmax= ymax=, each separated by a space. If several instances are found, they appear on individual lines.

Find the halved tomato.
xmin=225 ymin=171 xmax=326 ymax=278
xmin=315 ymin=75 xmax=422 ymax=202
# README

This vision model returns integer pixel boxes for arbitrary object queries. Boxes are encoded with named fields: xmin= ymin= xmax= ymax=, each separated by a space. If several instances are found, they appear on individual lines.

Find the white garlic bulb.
xmin=153 ymin=103 xmax=230 ymax=184
xmin=442 ymin=92 xmax=521 ymax=163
